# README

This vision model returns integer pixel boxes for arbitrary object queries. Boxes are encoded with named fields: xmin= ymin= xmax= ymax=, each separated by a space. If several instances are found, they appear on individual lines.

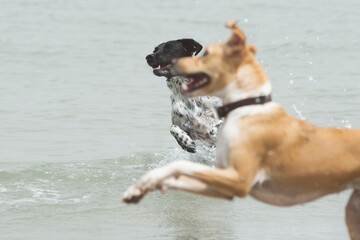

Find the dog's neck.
xmin=213 ymin=63 xmax=271 ymax=105
xmin=167 ymin=76 xmax=188 ymax=96
xmin=215 ymin=81 xmax=272 ymax=105
xmin=216 ymin=95 xmax=272 ymax=118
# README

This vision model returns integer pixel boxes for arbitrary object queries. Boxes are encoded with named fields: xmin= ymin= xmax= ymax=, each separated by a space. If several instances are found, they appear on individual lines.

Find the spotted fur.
xmin=145 ymin=39 xmax=222 ymax=153
xmin=167 ymin=76 xmax=222 ymax=152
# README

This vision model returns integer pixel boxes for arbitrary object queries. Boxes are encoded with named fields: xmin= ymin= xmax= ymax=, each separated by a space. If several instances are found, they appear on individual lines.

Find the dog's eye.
xmin=202 ymin=51 xmax=209 ymax=57
xmin=153 ymin=47 xmax=159 ymax=53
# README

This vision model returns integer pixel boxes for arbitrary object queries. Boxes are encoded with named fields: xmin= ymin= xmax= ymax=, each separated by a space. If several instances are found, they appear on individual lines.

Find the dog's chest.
xmin=216 ymin=113 xmax=240 ymax=168
xmin=170 ymin=95 xmax=217 ymax=143
xmin=171 ymin=95 xmax=212 ymax=127
xmin=216 ymin=103 xmax=279 ymax=168
xmin=167 ymin=76 xmax=220 ymax=144
xmin=171 ymin=95 xmax=203 ymax=119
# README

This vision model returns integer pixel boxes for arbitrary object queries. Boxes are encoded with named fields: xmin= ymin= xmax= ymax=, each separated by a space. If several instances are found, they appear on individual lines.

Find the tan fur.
xmin=123 ymin=20 xmax=360 ymax=239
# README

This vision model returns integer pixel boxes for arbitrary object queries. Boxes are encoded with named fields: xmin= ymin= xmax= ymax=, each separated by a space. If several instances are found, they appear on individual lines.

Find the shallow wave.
xmin=0 ymin=145 xmax=216 ymax=214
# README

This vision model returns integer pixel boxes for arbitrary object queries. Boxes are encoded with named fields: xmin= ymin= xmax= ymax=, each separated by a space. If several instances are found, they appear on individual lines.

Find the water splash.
xmin=158 ymin=142 xmax=216 ymax=167
xmin=291 ymin=104 xmax=306 ymax=120
xmin=341 ymin=119 xmax=352 ymax=129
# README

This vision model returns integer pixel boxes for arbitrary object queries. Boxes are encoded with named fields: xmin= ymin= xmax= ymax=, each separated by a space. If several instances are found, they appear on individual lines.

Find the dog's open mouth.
xmin=151 ymin=64 xmax=172 ymax=71
xmin=180 ymin=73 xmax=211 ymax=94
xmin=151 ymin=63 xmax=173 ymax=77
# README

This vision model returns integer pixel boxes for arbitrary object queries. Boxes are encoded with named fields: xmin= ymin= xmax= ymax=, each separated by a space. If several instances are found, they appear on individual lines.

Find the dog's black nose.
xmin=146 ymin=54 xmax=154 ymax=65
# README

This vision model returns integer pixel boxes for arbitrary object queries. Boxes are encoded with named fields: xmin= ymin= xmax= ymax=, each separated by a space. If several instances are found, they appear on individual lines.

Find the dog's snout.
xmin=146 ymin=54 xmax=154 ymax=64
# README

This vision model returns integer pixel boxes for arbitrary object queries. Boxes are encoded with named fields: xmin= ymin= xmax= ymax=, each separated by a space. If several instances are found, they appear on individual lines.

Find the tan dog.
xmin=123 ymin=20 xmax=360 ymax=239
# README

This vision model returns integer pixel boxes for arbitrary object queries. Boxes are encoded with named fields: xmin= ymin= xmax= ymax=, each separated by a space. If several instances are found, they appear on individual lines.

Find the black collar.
xmin=216 ymin=95 xmax=272 ymax=118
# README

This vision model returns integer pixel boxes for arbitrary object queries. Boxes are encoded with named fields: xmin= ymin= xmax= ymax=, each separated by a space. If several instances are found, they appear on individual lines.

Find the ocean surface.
xmin=1 ymin=0 xmax=360 ymax=239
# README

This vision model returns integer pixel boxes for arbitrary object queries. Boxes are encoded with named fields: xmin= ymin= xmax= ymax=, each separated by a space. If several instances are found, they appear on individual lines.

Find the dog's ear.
xmin=248 ymin=45 xmax=257 ymax=55
xmin=178 ymin=39 xmax=203 ymax=56
xmin=225 ymin=20 xmax=246 ymax=50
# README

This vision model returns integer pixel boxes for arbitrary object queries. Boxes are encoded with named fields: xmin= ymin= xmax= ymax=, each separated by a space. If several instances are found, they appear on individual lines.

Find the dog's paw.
xmin=122 ymin=185 xmax=145 ymax=203
xmin=170 ymin=125 xmax=196 ymax=153
xmin=122 ymin=166 xmax=175 ymax=203
xmin=210 ymin=127 xmax=217 ymax=136
xmin=210 ymin=119 xmax=223 ymax=136
xmin=182 ymin=141 xmax=196 ymax=153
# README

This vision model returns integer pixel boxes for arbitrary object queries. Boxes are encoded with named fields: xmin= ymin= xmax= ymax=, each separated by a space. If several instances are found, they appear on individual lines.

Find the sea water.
xmin=1 ymin=0 xmax=360 ymax=239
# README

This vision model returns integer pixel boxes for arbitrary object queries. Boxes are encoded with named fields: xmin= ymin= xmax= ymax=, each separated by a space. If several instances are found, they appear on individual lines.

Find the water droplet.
xmin=291 ymin=104 xmax=306 ymax=120
xmin=244 ymin=18 xmax=249 ymax=23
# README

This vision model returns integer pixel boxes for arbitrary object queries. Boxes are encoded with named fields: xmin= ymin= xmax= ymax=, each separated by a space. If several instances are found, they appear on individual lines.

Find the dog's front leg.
xmin=122 ymin=157 xmax=257 ymax=203
xmin=210 ymin=119 xmax=224 ymax=138
xmin=170 ymin=125 xmax=196 ymax=153
xmin=122 ymin=160 xmax=210 ymax=203
xmin=162 ymin=176 xmax=234 ymax=200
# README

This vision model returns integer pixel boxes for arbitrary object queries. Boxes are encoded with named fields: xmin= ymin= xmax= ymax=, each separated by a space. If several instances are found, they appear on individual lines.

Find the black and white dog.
xmin=146 ymin=39 xmax=222 ymax=153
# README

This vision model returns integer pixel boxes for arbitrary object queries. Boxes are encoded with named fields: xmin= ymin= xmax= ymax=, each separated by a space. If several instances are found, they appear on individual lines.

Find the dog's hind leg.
xmin=346 ymin=189 xmax=360 ymax=240
xmin=170 ymin=125 xmax=196 ymax=153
